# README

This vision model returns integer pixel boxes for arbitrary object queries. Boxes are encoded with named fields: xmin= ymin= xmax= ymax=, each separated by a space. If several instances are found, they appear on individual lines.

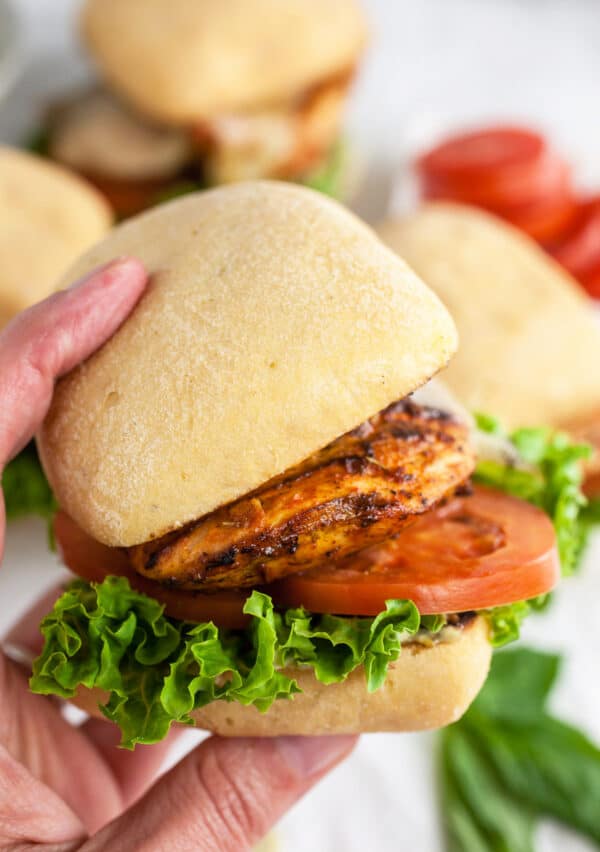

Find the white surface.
xmin=2 ymin=2 xmax=600 ymax=851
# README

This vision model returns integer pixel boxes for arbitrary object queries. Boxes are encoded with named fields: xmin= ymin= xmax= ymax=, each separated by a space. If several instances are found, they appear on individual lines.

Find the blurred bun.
xmin=74 ymin=616 xmax=491 ymax=735
xmin=378 ymin=202 xmax=600 ymax=434
xmin=38 ymin=181 xmax=457 ymax=548
xmin=49 ymin=89 xmax=192 ymax=181
xmin=81 ymin=0 xmax=368 ymax=124
xmin=0 ymin=146 xmax=112 ymax=327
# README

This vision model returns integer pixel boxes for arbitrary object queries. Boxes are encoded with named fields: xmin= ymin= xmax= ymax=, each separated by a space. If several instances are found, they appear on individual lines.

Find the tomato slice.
xmin=421 ymin=148 xmax=570 ymax=212
xmin=549 ymin=198 xmax=600 ymax=279
xmin=269 ymin=487 xmax=560 ymax=616
xmin=502 ymin=191 xmax=577 ymax=243
xmin=55 ymin=487 xmax=559 ymax=623
xmin=580 ymin=264 xmax=600 ymax=300
xmin=418 ymin=127 xmax=545 ymax=181
xmin=53 ymin=512 xmax=250 ymax=629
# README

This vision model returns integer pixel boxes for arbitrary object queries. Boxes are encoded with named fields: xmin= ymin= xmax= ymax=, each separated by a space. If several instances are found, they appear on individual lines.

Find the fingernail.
xmin=2 ymin=642 xmax=35 ymax=667
xmin=276 ymin=735 xmax=357 ymax=778
xmin=68 ymin=257 xmax=132 ymax=290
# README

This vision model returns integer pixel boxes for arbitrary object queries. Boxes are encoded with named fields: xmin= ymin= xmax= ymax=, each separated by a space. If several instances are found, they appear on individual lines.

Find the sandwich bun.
xmin=49 ymin=89 xmax=192 ymax=181
xmin=0 ymin=146 xmax=112 ymax=328
xmin=377 ymin=202 xmax=600 ymax=478
xmin=39 ymin=181 xmax=458 ymax=549
xmin=73 ymin=616 xmax=491 ymax=735
xmin=81 ymin=0 xmax=368 ymax=124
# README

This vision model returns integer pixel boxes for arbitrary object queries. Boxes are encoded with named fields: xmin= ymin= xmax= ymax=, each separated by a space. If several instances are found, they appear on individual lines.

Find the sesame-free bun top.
xmin=377 ymin=202 xmax=600 ymax=431
xmin=81 ymin=0 xmax=367 ymax=124
xmin=0 ymin=146 xmax=112 ymax=328
xmin=39 ymin=181 xmax=457 ymax=548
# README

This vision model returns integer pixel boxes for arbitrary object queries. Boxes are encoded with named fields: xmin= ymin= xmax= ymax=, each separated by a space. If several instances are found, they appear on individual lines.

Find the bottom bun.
xmin=73 ymin=616 xmax=491 ymax=736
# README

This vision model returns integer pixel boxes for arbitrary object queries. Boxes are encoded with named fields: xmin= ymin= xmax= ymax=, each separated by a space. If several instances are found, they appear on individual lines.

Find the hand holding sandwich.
xmin=0 ymin=259 xmax=355 ymax=850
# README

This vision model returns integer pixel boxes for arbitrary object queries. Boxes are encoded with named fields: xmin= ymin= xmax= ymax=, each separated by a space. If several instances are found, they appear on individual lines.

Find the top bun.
xmin=0 ymin=146 xmax=112 ymax=328
xmin=81 ymin=0 xmax=368 ymax=125
xmin=39 ymin=182 xmax=457 ymax=548
xmin=377 ymin=202 xmax=600 ymax=431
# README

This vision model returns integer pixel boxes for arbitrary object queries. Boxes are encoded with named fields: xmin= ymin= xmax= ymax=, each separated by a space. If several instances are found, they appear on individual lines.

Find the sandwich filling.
xmin=29 ymin=402 xmax=593 ymax=746
xmin=43 ymin=68 xmax=355 ymax=217
xmin=129 ymin=400 xmax=474 ymax=589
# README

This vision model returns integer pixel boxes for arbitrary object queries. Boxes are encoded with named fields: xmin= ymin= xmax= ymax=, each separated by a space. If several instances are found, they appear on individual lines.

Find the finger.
xmin=79 ymin=718 xmax=187 ymax=807
xmin=0 ymin=653 xmax=123 ymax=834
xmin=3 ymin=584 xmax=184 ymax=810
xmin=83 ymin=734 xmax=357 ymax=852
xmin=0 ymin=742 xmax=85 ymax=848
xmin=0 ymin=257 xmax=147 ymax=467
xmin=2 ymin=584 xmax=66 ymax=659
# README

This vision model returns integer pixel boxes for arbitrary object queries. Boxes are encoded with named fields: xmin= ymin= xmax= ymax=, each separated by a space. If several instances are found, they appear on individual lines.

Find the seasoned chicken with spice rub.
xmin=128 ymin=400 xmax=475 ymax=590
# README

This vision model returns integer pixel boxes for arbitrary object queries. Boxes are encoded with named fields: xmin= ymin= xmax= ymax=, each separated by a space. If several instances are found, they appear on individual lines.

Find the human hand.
xmin=0 ymin=259 xmax=356 ymax=850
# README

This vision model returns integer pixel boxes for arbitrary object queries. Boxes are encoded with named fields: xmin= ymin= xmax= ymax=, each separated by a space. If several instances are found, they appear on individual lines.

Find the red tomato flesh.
xmin=502 ymin=191 xmax=577 ymax=243
xmin=55 ymin=486 xmax=560 ymax=623
xmin=421 ymin=148 xmax=570 ymax=212
xmin=580 ymin=265 xmax=600 ymax=300
xmin=417 ymin=127 xmax=545 ymax=182
xmin=53 ymin=511 xmax=250 ymax=629
xmin=269 ymin=487 xmax=560 ymax=616
xmin=549 ymin=197 xmax=600 ymax=279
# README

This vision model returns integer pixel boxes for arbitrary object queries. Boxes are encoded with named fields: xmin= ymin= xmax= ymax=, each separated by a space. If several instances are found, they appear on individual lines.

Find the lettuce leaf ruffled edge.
xmin=474 ymin=415 xmax=594 ymax=576
xmin=31 ymin=577 xmax=428 ymax=748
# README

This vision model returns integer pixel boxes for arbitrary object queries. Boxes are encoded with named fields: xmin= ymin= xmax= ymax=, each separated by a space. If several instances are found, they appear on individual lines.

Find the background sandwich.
xmin=31 ymin=182 xmax=583 ymax=746
xmin=0 ymin=145 xmax=112 ymax=521
xmin=41 ymin=0 xmax=367 ymax=217
xmin=0 ymin=145 xmax=111 ymax=328
xmin=377 ymin=202 xmax=600 ymax=495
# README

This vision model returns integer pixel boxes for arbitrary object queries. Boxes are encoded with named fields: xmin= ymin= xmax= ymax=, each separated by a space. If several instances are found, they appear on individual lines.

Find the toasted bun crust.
xmin=81 ymin=0 xmax=368 ymax=124
xmin=0 ymin=146 xmax=112 ymax=327
xmin=377 ymin=203 xmax=600 ymax=433
xmin=38 ymin=182 xmax=457 ymax=548
xmin=73 ymin=616 xmax=491 ymax=735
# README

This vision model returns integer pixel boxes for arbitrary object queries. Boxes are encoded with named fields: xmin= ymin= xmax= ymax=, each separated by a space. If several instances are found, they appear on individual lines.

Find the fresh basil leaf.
xmin=440 ymin=647 xmax=600 ymax=850
xmin=469 ymin=715 xmax=600 ymax=843
xmin=471 ymin=647 xmax=560 ymax=723
xmin=441 ymin=726 xmax=536 ymax=852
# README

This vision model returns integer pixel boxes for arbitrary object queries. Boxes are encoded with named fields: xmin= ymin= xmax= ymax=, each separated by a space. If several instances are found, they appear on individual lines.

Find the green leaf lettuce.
xmin=2 ymin=443 xmax=55 ymax=522
xmin=474 ymin=416 xmax=592 ymax=575
xmin=31 ymin=577 xmax=426 ymax=747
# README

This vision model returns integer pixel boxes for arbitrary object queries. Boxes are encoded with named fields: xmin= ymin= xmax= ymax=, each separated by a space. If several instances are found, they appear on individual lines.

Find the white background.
xmin=2 ymin=2 xmax=600 ymax=850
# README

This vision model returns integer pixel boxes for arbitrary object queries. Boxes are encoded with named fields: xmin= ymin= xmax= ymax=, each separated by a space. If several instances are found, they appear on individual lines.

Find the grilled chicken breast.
xmin=128 ymin=400 xmax=475 ymax=590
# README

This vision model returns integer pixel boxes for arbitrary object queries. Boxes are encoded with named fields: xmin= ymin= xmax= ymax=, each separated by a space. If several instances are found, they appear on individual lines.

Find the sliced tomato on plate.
xmin=418 ymin=127 xmax=545 ymax=181
xmin=421 ymin=147 xmax=570 ymax=212
xmin=548 ymin=197 xmax=600 ymax=278
xmin=269 ymin=487 xmax=560 ymax=616
xmin=579 ymin=265 xmax=600 ymax=300
xmin=56 ymin=487 xmax=560 ymax=624
xmin=501 ymin=191 xmax=577 ymax=243
xmin=54 ymin=511 xmax=250 ymax=628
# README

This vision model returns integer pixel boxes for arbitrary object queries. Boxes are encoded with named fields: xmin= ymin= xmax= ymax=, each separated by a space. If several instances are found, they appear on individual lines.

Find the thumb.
xmin=82 ymin=734 xmax=357 ymax=852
